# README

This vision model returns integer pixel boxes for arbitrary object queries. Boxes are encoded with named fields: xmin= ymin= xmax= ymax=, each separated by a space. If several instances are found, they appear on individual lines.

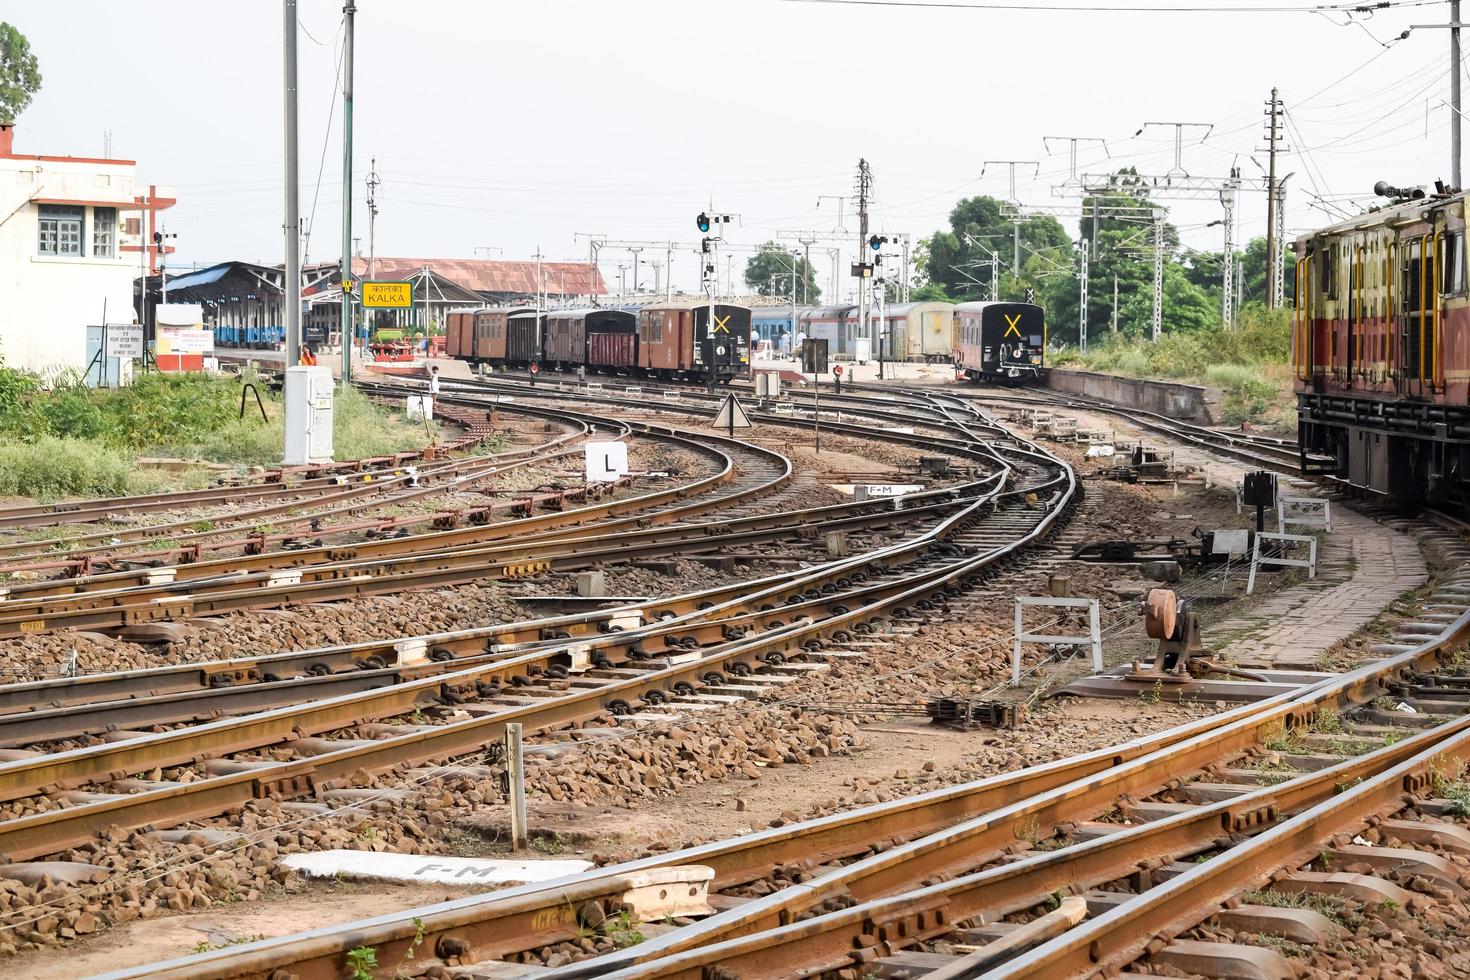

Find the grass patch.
xmin=0 ymin=364 xmax=438 ymax=500
xmin=0 ymin=435 xmax=168 ymax=500
xmin=1053 ymin=306 xmax=1294 ymax=426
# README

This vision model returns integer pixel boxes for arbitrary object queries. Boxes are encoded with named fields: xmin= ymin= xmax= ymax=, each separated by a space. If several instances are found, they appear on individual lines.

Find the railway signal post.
xmin=697 ymin=208 xmax=734 ymax=391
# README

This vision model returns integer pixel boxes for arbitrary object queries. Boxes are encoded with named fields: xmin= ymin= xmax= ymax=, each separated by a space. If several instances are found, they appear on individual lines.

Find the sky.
xmin=3 ymin=0 xmax=1460 ymax=298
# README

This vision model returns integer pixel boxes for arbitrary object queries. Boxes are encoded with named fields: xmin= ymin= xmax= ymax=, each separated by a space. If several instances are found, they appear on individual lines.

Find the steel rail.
xmin=0 ymin=411 xmax=1062 ymax=864
xmin=0 ymin=485 xmax=986 ymax=715
xmin=0 ymin=414 xmax=791 ymax=637
xmin=995 ymin=722 xmax=1470 ymax=978
xmin=0 ymin=418 xmax=580 ymax=573
xmin=585 ymin=713 xmax=1470 ymax=979
xmin=0 ymin=407 xmax=582 ymax=566
xmin=0 ymin=468 xmax=1013 ymax=824
xmin=949 ymin=386 xmax=1302 ymax=471
xmin=0 ymin=405 xmax=503 ymax=532
xmin=0 ymin=493 xmax=985 ymax=744
xmin=148 ymin=547 xmax=1470 ymax=980
xmin=74 ymin=414 xmax=1076 ymax=980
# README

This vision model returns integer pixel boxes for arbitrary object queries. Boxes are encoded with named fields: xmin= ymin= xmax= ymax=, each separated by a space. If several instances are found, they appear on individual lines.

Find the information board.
xmin=362 ymin=281 xmax=414 ymax=309
xmin=105 ymin=326 xmax=144 ymax=359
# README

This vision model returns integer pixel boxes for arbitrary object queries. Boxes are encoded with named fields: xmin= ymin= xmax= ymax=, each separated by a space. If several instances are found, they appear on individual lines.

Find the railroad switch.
xmin=925 ymin=697 xmax=1021 ymax=730
xmin=1125 ymin=588 xmax=1263 ymax=687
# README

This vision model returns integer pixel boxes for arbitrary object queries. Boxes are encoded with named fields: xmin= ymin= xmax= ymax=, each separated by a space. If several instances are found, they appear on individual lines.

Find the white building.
xmin=0 ymin=123 xmax=174 ymax=375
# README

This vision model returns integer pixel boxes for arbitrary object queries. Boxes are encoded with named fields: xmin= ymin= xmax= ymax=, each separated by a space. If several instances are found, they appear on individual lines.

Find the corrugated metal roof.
xmin=351 ymin=257 xmax=606 ymax=296
xmin=164 ymin=263 xmax=233 ymax=290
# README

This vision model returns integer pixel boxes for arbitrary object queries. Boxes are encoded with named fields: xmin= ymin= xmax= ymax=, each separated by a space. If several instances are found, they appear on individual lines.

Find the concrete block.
xmin=575 ymin=571 xmax=606 ymax=597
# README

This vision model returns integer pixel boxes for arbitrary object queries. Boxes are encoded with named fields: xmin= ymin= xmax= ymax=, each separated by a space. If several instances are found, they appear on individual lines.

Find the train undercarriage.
xmin=1297 ymin=392 xmax=1470 ymax=505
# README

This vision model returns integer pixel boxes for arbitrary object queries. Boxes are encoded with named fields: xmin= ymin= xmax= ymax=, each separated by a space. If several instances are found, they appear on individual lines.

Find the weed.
xmin=1309 ymin=708 xmax=1343 ymax=735
xmin=346 ymin=945 xmax=379 ymax=980
xmin=1014 ymin=817 xmax=1043 ymax=846
xmin=607 ymin=911 xmax=645 ymax=949
xmin=1251 ymin=933 xmax=1308 ymax=959
xmin=393 ymin=916 xmax=427 ymax=976
xmin=1262 ymin=726 xmax=1303 ymax=755
xmin=1138 ymin=679 xmax=1164 ymax=706
xmin=188 ymin=934 xmax=267 ymax=955
xmin=533 ymin=832 xmax=568 ymax=856
xmin=1241 ymin=888 xmax=1359 ymax=931
xmin=1372 ymin=695 xmax=1400 ymax=712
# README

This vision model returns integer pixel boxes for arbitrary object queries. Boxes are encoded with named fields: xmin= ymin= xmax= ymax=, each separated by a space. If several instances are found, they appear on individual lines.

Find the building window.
xmin=38 ymin=205 xmax=85 ymax=256
xmin=93 ymin=207 xmax=116 ymax=258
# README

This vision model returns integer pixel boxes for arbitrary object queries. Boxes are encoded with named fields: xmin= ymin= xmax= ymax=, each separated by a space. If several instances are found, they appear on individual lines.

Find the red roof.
xmin=350 ymin=257 xmax=605 ymax=296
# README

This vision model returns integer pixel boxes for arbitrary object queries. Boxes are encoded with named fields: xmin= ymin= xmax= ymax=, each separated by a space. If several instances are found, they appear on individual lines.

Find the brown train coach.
xmin=636 ymin=300 xmax=751 ymax=382
xmin=1293 ymin=180 xmax=1470 ymax=503
xmin=444 ymin=308 xmax=479 ymax=361
xmin=445 ymin=307 xmax=538 ymax=364
xmin=545 ymin=309 xmax=636 ymax=370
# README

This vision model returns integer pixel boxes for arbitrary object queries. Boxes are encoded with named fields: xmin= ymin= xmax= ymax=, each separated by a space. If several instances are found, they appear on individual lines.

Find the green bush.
xmin=1054 ymin=304 xmax=1294 ymax=426
xmin=0 ymin=360 xmax=438 ymax=499
xmin=0 ymin=436 xmax=165 ymax=501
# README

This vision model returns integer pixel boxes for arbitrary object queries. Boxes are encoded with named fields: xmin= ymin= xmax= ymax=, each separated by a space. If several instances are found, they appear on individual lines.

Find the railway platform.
xmin=1215 ymin=505 xmax=1426 ymax=671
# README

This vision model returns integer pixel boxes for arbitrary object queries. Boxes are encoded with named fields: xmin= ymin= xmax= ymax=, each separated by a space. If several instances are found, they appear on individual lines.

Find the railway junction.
xmin=0 ymin=367 xmax=1464 ymax=980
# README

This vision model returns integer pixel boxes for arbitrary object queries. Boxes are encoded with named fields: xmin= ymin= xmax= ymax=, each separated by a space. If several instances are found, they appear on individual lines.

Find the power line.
xmin=782 ymin=0 xmax=1440 ymax=12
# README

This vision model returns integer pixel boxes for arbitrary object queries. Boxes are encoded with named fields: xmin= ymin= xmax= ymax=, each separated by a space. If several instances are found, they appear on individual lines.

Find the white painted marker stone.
xmin=281 ymin=849 xmax=592 ymax=886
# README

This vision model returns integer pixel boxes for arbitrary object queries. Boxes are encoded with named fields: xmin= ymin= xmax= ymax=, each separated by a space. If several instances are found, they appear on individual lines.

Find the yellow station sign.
xmin=361 ymin=281 xmax=414 ymax=309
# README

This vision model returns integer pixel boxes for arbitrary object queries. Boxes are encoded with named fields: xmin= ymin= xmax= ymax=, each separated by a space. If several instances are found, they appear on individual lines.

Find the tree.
xmin=923 ymin=196 xmax=1071 ymax=303
xmin=743 ymin=242 xmax=820 ymax=304
xmin=0 ymin=23 xmax=41 ymax=124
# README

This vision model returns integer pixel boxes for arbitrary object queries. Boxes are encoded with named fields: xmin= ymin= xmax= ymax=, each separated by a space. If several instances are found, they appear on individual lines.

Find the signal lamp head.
xmin=696 ymin=212 xmax=711 ymax=233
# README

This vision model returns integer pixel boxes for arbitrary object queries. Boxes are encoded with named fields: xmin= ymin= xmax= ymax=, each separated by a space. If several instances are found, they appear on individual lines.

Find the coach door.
xmin=1401 ymin=235 xmax=1433 ymax=398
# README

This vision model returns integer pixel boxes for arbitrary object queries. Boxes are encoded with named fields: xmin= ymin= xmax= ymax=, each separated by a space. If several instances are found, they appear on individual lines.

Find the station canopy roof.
xmin=351 ymin=257 xmax=605 ymax=296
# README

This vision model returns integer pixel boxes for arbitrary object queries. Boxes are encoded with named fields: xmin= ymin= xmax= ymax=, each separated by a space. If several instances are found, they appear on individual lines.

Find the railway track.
xmin=0 ymin=402 xmax=802 ymax=638
xmin=7 ymin=373 xmax=1437 ymax=980
xmin=66 ymin=377 xmax=1467 ymax=980
xmin=0 ymin=386 xmax=1084 ymax=975
xmin=0 ymin=408 xmax=564 ymax=576
xmin=116 ymin=555 xmax=1470 ymax=980
xmin=0 ymin=401 xmax=499 ymax=533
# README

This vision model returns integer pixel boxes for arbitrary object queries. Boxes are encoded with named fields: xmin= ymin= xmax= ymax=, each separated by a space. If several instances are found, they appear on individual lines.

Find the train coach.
xmin=954 ymin=301 xmax=1047 ymax=382
xmin=636 ymin=300 xmax=752 ymax=382
xmin=1292 ymin=181 xmax=1470 ymax=503
xmin=875 ymin=301 xmax=957 ymax=363
xmin=445 ymin=306 xmax=541 ymax=366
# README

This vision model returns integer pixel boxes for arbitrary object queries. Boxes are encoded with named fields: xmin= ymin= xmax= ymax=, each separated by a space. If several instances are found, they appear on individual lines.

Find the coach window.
xmin=1441 ymin=231 xmax=1465 ymax=295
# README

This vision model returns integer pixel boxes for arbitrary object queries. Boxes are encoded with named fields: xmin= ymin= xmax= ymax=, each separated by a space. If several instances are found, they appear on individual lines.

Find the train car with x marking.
xmin=954 ymin=301 xmax=1048 ymax=383
xmin=634 ymin=299 xmax=752 ymax=383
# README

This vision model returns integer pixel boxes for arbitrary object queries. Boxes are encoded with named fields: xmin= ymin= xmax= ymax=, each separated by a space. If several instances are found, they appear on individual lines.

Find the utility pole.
xmin=1273 ymin=174 xmax=1292 ymax=307
xmin=282 ymin=0 xmax=301 ymax=369
xmin=1221 ymin=178 xmax=1238 ymax=331
xmin=855 ymin=158 xmax=872 ymax=357
xmin=1412 ymin=4 xmax=1463 ymax=187
xmin=1111 ymin=275 xmax=1119 ymax=333
xmin=665 ymin=242 xmax=673 ymax=300
xmin=628 ymin=246 xmax=643 ymax=295
xmin=366 ymin=159 xmax=379 ymax=282
xmin=899 ymin=234 xmax=911 ymax=302
xmin=799 ymin=235 xmax=816 ymax=304
xmin=339 ymin=0 xmax=356 ymax=387
xmin=1151 ymin=209 xmax=1165 ymax=342
xmin=1262 ymin=88 xmax=1284 ymax=310
xmin=1078 ymin=243 xmax=1089 ymax=354
xmin=983 ymin=159 xmax=1040 ymax=277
